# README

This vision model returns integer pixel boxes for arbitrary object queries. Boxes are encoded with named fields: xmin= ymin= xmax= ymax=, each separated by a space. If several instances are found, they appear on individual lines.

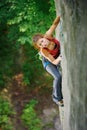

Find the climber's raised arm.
xmin=45 ymin=16 xmax=60 ymax=37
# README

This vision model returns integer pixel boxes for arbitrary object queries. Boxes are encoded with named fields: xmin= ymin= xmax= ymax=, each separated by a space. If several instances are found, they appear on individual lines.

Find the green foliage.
xmin=0 ymin=0 xmax=56 ymax=128
xmin=0 ymin=0 xmax=56 ymax=87
xmin=22 ymin=44 xmax=44 ymax=85
xmin=0 ymin=74 xmax=5 ymax=89
xmin=0 ymin=97 xmax=14 ymax=130
xmin=0 ymin=27 xmax=14 ymax=88
xmin=49 ymin=0 xmax=56 ymax=16
xmin=7 ymin=0 xmax=56 ymax=44
xmin=21 ymin=99 xmax=42 ymax=130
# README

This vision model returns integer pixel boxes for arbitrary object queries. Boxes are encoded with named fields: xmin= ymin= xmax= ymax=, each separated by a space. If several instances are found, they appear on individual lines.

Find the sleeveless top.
xmin=43 ymin=38 xmax=60 ymax=58
xmin=42 ymin=38 xmax=60 ymax=69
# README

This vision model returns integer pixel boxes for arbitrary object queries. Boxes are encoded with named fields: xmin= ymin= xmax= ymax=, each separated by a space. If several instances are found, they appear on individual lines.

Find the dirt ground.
xmin=1 ymin=73 xmax=60 ymax=130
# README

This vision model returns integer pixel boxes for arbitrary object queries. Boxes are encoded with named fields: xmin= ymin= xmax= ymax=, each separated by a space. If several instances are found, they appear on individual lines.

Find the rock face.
xmin=40 ymin=107 xmax=62 ymax=130
xmin=54 ymin=0 xmax=87 ymax=130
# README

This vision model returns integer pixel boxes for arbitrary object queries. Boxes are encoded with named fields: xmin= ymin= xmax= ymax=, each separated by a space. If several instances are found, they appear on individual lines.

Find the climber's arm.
xmin=41 ymin=48 xmax=61 ymax=65
xmin=45 ymin=16 xmax=60 ymax=37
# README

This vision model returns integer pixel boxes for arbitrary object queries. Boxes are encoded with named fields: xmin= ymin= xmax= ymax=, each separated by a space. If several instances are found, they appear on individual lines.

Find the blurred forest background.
xmin=0 ymin=0 xmax=56 ymax=87
xmin=0 ymin=0 xmax=57 ymax=130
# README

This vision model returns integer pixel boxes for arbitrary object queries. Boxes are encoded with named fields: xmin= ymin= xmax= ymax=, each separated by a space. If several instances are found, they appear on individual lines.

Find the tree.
xmin=0 ymin=0 xmax=56 ymax=87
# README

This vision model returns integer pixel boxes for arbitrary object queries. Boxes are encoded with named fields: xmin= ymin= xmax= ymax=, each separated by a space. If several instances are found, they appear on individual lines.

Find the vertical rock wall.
xmin=54 ymin=0 xmax=87 ymax=130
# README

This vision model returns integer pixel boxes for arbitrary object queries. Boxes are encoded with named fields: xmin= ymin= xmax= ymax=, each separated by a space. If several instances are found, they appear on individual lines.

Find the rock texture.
xmin=54 ymin=0 xmax=87 ymax=130
xmin=41 ymin=107 xmax=62 ymax=130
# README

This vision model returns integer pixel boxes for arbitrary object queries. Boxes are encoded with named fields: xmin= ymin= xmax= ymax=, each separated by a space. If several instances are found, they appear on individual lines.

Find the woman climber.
xmin=32 ymin=16 xmax=64 ymax=107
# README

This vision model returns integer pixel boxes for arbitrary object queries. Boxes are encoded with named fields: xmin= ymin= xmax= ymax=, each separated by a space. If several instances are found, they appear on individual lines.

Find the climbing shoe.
xmin=58 ymin=100 xmax=64 ymax=107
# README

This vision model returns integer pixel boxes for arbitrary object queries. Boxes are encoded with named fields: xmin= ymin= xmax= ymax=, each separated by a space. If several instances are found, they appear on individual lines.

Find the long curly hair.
xmin=32 ymin=33 xmax=53 ymax=51
xmin=32 ymin=34 xmax=44 ymax=51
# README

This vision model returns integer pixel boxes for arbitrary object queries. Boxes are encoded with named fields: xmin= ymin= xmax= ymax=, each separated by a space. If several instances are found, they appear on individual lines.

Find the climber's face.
xmin=37 ymin=38 xmax=50 ymax=48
